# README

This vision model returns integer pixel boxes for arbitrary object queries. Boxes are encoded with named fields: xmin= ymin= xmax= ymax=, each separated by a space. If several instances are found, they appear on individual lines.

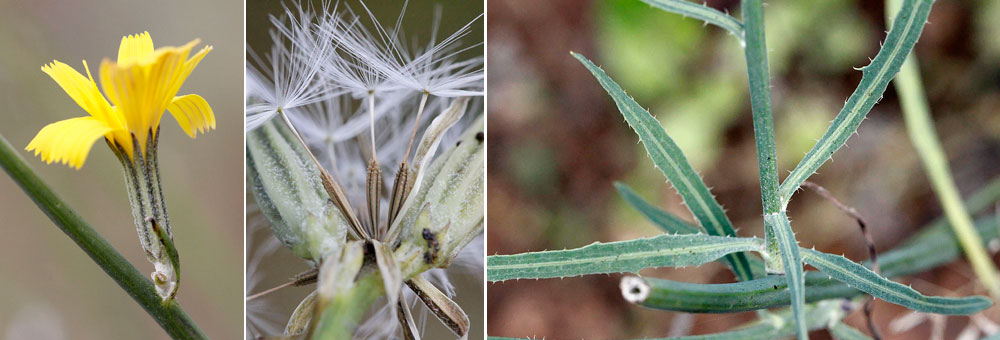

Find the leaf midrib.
xmin=804 ymin=252 xmax=982 ymax=310
xmin=642 ymin=0 xmax=744 ymax=39
xmin=629 ymin=105 xmax=728 ymax=236
xmin=782 ymin=1 xmax=923 ymax=198
xmin=490 ymin=238 xmax=760 ymax=271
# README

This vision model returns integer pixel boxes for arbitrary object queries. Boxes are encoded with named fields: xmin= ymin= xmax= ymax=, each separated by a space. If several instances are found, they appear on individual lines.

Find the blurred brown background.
xmin=487 ymin=0 xmax=1000 ymax=339
xmin=0 ymin=0 xmax=243 ymax=339
xmin=245 ymin=1 xmax=484 ymax=339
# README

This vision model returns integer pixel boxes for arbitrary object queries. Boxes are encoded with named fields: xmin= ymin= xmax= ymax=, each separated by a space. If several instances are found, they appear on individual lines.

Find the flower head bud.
xmin=395 ymin=115 xmax=484 ymax=272
xmin=247 ymin=114 xmax=350 ymax=263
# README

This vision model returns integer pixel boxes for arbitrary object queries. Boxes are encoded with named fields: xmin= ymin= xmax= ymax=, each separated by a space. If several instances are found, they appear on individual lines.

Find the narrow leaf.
xmin=622 ymin=273 xmax=856 ymax=313
xmin=764 ymin=212 xmax=807 ymax=339
xmin=621 ymin=214 xmax=999 ymax=313
xmin=639 ymin=300 xmax=846 ymax=340
xmin=488 ymin=234 xmax=762 ymax=282
xmin=639 ymin=0 xmax=744 ymax=41
xmin=801 ymin=248 xmax=991 ymax=315
xmin=573 ymin=52 xmax=755 ymax=282
xmin=615 ymin=182 xmax=700 ymax=235
xmin=779 ymin=0 xmax=934 ymax=207
xmin=829 ymin=322 xmax=875 ymax=340
xmin=615 ymin=181 xmax=766 ymax=276
xmin=887 ymin=0 xmax=1000 ymax=298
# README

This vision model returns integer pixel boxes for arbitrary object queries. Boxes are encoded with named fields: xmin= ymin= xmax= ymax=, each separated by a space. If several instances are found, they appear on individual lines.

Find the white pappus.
xmin=245 ymin=1 xmax=484 ymax=339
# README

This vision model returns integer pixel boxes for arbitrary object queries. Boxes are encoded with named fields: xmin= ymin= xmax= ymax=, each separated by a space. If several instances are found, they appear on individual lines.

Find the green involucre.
xmin=246 ymin=114 xmax=348 ymax=262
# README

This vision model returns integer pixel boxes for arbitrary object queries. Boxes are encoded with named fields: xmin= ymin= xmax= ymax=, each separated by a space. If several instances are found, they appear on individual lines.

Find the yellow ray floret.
xmin=118 ymin=31 xmax=154 ymax=64
xmin=26 ymin=117 xmax=114 ymax=169
xmin=168 ymin=94 xmax=216 ymax=137
xmin=26 ymin=32 xmax=215 ymax=169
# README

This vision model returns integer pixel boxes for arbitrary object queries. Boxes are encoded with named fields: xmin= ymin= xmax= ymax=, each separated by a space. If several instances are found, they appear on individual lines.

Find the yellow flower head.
xmin=26 ymin=32 xmax=215 ymax=169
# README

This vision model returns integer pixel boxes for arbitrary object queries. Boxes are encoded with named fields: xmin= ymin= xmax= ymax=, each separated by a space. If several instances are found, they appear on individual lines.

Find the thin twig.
xmin=802 ymin=180 xmax=881 ymax=340
xmin=246 ymin=267 xmax=319 ymax=301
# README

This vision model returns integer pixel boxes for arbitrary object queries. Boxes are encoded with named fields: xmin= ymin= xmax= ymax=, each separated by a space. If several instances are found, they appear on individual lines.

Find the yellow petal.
xmin=118 ymin=31 xmax=154 ymax=64
xmin=150 ymin=43 xmax=198 ymax=130
xmin=151 ymin=41 xmax=210 ymax=130
xmin=167 ymin=94 xmax=215 ymax=138
xmin=25 ymin=117 xmax=115 ymax=169
xmin=183 ymin=45 xmax=212 ymax=80
xmin=100 ymin=59 xmax=147 ymax=146
xmin=102 ymin=45 xmax=192 ymax=153
xmin=106 ymin=106 xmax=135 ymax=160
xmin=40 ymin=60 xmax=117 ymax=126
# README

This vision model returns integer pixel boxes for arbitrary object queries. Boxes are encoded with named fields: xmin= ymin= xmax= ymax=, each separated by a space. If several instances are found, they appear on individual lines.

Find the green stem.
xmin=741 ymin=0 xmax=780 ymax=215
xmin=886 ymin=0 xmax=1000 ymax=298
xmin=310 ymin=274 xmax=383 ymax=339
xmin=0 ymin=134 xmax=208 ymax=340
xmin=741 ymin=0 xmax=807 ymax=338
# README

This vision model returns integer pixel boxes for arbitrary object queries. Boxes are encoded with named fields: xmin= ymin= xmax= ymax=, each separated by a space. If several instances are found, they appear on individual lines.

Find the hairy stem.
xmin=741 ymin=0 xmax=807 ymax=337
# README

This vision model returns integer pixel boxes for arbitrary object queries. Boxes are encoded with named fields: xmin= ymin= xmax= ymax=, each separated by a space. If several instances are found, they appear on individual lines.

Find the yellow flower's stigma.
xmin=26 ymin=31 xmax=216 ymax=169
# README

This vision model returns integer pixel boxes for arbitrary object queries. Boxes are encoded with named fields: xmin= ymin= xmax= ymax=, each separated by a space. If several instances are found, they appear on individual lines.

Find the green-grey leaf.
xmin=625 ymin=273 xmax=856 ymax=313
xmin=801 ymin=248 xmax=991 ymax=314
xmin=828 ymin=322 xmax=874 ymax=340
xmin=623 ymin=214 xmax=999 ymax=313
xmin=573 ymin=52 xmax=755 ymax=282
xmin=489 ymin=301 xmax=854 ymax=340
xmin=615 ymin=181 xmax=767 ymax=276
xmin=632 ymin=300 xmax=846 ymax=340
xmin=639 ymin=0 xmax=744 ymax=41
xmin=779 ymin=0 xmax=934 ymax=207
xmin=487 ymin=234 xmax=763 ymax=282
xmin=615 ymin=182 xmax=700 ymax=235
xmin=764 ymin=212 xmax=807 ymax=339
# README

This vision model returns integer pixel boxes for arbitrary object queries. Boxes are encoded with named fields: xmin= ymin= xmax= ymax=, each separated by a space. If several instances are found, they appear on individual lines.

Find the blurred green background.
xmin=487 ymin=0 xmax=1000 ymax=339
xmin=245 ymin=1 xmax=483 ymax=339
xmin=0 ymin=0 xmax=243 ymax=339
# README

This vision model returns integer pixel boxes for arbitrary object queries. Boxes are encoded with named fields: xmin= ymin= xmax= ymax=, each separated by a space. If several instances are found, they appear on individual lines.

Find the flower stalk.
xmin=0 ymin=134 xmax=207 ymax=339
